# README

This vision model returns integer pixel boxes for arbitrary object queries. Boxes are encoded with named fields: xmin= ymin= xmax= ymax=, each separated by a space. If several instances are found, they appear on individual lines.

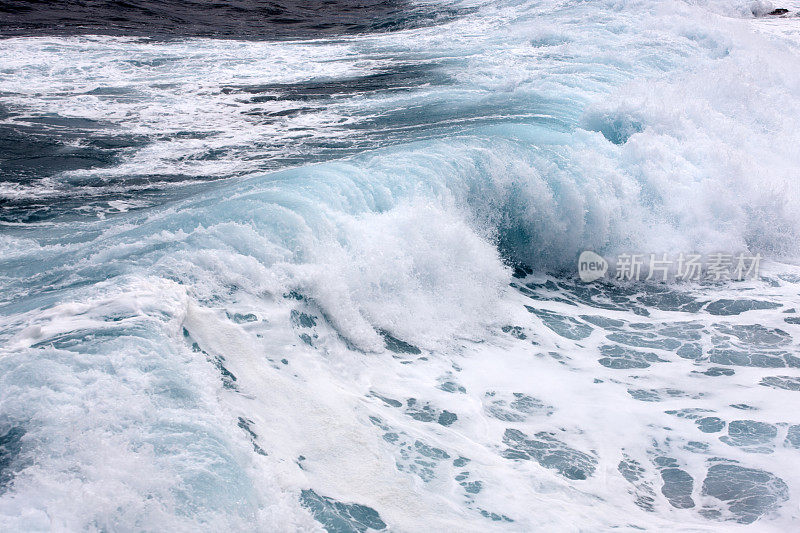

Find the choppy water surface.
xmin=1 ymin=0 xmax=800 ymax=530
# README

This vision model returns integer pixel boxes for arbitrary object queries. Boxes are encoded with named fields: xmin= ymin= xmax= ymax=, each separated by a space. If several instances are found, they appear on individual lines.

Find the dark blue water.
xmin=0 ymin=0 xmax=474 ymax=39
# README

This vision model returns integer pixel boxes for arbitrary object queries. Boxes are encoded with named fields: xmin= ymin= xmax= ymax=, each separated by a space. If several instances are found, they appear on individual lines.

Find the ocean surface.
xmin=2 ymin=0 xmax=800 ymax=530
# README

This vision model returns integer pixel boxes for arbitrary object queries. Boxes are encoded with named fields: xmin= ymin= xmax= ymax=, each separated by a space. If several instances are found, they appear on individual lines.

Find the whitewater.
xmin=1 ymin=0 xmax=800 ymax=530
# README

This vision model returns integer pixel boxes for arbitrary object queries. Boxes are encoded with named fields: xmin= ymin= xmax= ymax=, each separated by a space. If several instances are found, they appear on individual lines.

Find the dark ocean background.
xmin=0 ymin=0 xmax=472 ymax=39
